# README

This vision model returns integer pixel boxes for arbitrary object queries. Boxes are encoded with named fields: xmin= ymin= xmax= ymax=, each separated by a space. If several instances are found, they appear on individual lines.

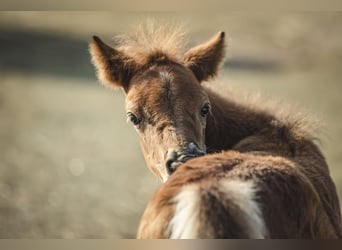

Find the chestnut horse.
xmin=89 ymin=23 xmax=342 ymax=238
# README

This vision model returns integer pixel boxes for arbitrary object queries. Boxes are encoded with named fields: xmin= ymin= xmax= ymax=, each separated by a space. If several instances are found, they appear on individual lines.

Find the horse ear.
xmin=89 ymin=36 xmax=138 ymax=91
xmin=184 ymin=32 xmax=226 ymax=83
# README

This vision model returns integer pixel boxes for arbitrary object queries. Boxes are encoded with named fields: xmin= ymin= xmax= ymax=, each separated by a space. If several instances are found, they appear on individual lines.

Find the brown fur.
xmin=138 ymin=151 xmax=336 ymax=238
xmin=184 ymin=31 xmax=226 ymax=82
xmin=90 ymin=36 xmax=138 ymax=90
xmin=89 ymin=22 xmax=342 ymax=238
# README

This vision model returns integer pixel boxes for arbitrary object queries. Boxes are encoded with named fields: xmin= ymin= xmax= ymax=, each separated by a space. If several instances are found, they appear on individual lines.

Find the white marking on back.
xmin=168 ymin=185 xmax=200 ymax=239
xmin=220 ymin=180 xmax=267 ymax=238
xmin=168 ymin=179 xmax=267 ymax=239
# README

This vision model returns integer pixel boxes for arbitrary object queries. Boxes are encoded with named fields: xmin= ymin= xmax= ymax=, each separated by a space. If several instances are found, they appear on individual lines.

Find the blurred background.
xmin=0 ymin=12 xmax=341 ymax=238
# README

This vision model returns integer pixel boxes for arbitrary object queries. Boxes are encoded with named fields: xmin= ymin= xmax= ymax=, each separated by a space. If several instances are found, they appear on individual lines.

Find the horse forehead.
xmin=127 ymin=74 xmax=169 ymax=104
xmin=126 ymin=65 xmax=204 ymax=112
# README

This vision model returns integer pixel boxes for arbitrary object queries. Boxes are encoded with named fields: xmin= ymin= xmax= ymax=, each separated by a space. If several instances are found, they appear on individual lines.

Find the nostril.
xmin=165 ymin=145 xmax=205 ymax=176
xmin=188 ymin=142 xmax=205 ymax=156
xmin=165 ymin=158 xmax=174 ymax=175
xmin=165 ymin=150 xmax=177 ymax=175
xmin=188 ymin=142 xmax=197 ymax=151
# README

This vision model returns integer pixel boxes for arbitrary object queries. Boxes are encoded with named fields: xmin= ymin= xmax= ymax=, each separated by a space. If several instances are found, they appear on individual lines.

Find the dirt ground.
xmin=0 ymin=12 xmax=342 ymax=238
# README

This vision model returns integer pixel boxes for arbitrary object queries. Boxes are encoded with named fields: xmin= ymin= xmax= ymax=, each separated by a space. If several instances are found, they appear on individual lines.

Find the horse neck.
xmin=204 ymin=87 xmax=274 ymax=153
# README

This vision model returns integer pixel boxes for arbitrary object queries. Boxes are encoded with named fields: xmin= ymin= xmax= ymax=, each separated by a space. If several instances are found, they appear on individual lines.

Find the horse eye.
xmin=127 ymin=112 xmax=141 ymax=126
xmin=201 ymin=103 xmax=211 ymax=117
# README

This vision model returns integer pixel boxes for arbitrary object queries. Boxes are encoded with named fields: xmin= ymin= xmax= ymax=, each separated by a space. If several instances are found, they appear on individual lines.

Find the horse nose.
xmin=165 ymin=150 xmax=178 ymax=175
xmin=165 ymin=143 xmax=205 ymax=175
xmin=187 ymin=142 xmax=205 ymax=156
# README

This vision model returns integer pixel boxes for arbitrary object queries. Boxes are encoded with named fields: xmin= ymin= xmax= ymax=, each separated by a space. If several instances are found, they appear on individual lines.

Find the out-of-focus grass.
xmin=0 ymin=76 xmax=159 ymax=237
xmin=0 ymin=12 xmax=342 ymax=238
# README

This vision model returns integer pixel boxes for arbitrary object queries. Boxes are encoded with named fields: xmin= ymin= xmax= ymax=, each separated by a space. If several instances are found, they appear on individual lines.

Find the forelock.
xmin=114 ymin=20 xmax=187 ymax=65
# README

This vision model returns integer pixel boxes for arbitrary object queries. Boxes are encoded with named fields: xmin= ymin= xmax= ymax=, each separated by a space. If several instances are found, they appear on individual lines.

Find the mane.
xmin=115 ymin=20 xmax=187 ymax=65
xmin=203 ymin=82 xmax=323 ymax=143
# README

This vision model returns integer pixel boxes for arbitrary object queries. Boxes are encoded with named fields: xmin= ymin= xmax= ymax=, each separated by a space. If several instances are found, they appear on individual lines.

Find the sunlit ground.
xmin=0 ymin=12 xmax=342 ymax=238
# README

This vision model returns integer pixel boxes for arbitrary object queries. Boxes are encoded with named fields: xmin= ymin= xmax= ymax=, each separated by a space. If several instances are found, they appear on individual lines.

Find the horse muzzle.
xmin=165 ymin=142 xmax=205 ymax=175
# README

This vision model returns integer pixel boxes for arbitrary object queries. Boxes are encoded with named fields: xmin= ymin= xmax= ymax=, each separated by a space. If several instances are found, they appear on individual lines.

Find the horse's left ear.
xmin=184 ymin=31 xmax=226 ymax=83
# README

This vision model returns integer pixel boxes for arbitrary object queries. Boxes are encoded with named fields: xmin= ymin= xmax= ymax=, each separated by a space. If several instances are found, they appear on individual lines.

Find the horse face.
xmin=125 ymin=64 xmax=209 ymax=182
xmin=90 ymin=28 xmax=225 ymax=182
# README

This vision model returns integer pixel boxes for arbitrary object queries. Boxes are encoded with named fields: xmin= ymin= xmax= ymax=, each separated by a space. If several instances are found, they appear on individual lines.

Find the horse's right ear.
xmin=89 ymin=36 xmax=138 ymax=91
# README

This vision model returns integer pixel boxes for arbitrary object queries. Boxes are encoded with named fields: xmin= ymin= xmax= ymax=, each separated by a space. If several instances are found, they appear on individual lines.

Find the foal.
xmin=89 ymin=23 xmax=342 ymax=238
